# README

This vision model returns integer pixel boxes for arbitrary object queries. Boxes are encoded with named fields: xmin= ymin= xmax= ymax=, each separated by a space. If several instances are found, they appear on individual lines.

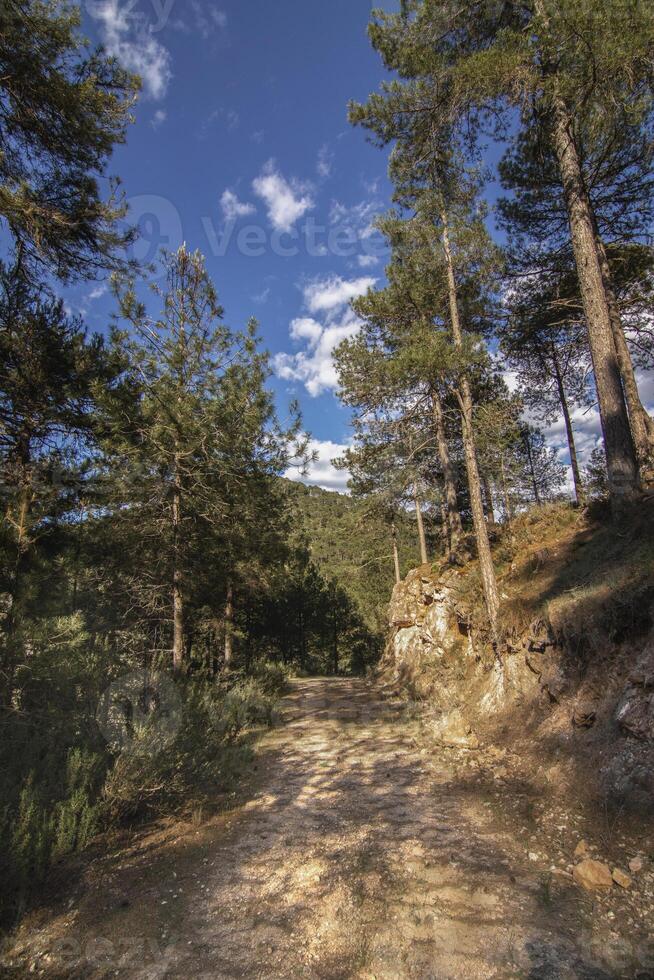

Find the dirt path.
xmin=4 ymin=679 xmax=652 ymax=978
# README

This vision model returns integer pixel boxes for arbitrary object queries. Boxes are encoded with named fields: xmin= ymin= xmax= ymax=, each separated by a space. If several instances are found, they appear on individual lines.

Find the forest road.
xmin=4 ymin=678 xmax=643 ymax=979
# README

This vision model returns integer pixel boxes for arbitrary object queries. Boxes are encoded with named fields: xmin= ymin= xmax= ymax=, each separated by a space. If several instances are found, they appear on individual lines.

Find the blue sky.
xmin=65 ymin=0 xmax=405 ymax=491
xmin=66 ymin=0 xmax=652 ymax=493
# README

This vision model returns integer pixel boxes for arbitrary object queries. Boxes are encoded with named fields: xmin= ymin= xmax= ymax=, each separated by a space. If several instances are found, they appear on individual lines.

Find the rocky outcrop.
xmin=379 ymin=565 xmax=541 ymax=716
xmin=378 ymin=564 xmax=654 ymax=809
xmin=615 ymin=646 xmax=654 ymax=740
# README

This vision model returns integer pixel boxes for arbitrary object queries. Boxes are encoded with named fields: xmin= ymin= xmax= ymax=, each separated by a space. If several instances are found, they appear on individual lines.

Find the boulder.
xmin=433 ymin=709 xmax=479 ymax=749
xmin=615 ymin=689 xmax=654 ymax=740
xmin=572 ymin=859 xmax=613 ymax=892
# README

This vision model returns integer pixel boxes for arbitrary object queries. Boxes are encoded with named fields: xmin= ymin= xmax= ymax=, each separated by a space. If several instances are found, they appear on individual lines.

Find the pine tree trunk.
xmin=523 ymin=432 xmax=541 ymax=505
xmin=1 ymin=438 xmax=35 ymax=705
xmin=430 ymin=387 xmax=463 ymax=552
xmin=595 ymin=235 xmax=654 ymax=470
xmin=172 ymin=455 xmax=184 ymax=675
xmin=482 ymin=475 xmax=496 ymax=527
xmin=535 ymin=26 xmax=640 ymax=509
xmin=500 ymin=455 xmax=514 ymax=522
xmin=441 ymin=211 xmax=499 ymax=629
xmin=391 ymin=522 xmax=401 ymax=585
xmin=414 ymin=491 xmax=429 ymax=565
xmin=224 ymin=577 xmax=234 ymax=668
xmin=551 ymin=350 xmax=585 ymax=504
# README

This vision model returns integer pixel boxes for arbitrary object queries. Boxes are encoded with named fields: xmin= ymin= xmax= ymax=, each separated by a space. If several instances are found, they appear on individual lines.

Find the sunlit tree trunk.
xmin=500 ymin=455 xmax=514 ymax=522
xmin=391 ymin=521 xmax=401 ymax=585
xmin=1 ymin=436 xmax=35 ymax=705
xmin=430 ymin=387 xmax=462 ymax=553
xmin=414 ymin=491 xmax=429 ymax=565
xmin=595 ymin=234 xmax=654 ymax=471
xmin=551 ymin=349 xmax=584 ymax=505
xmin=523 ymin=431 xmax=541 ymax=506
xmin=535 ymin=0 xmax=640 ymax=511
xmin=441 ymin=211 xmax=499 ymax=629
xmin=482 ymin=475 xmax=496 ymax=527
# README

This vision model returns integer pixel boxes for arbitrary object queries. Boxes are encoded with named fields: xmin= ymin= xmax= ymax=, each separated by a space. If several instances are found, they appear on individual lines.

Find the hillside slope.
xmin=285 ymin=480 xmax=421 ymax=633
xmin=379 ymin=501 xmax=654 ymax=815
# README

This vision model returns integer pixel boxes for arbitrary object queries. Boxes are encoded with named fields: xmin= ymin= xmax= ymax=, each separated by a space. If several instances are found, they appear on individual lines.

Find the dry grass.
xmin=445 ymin=500 xmax=654 ymax=652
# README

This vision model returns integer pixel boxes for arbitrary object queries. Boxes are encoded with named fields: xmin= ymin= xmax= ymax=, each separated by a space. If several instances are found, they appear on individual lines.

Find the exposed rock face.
xmin=388 ymin=565 xmax=437 ymax=628
xmin=378 ymin=565 xmax=539 ymax=716
xmin=615 ymin=646 xmax=654 ymax=740
xmin=378 ymin=564 xmax=654 ymax=812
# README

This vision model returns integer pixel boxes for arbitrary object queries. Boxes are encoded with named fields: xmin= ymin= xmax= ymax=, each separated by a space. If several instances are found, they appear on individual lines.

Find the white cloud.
xmin=252 ymin=161 xmax=314 ymax=233
xmin=91 ymin=0 xmax=172 ymax=100
xmin=190 ymin=0 xmax=227 ymax=37
xmin=329 ymin=198 xmax=380 ymax=240
xmin=274 ymin=275 xmax=375 ymax=396
xmin=289 ymin=317 xmax=323 ymax=345
xmin=357 ymin=254 xmax=379 ymax=269
xmin=252 ymin=286 xmax=271 ymax=304
xmin=317 ymin=144 xmax=333 ymax=179
xmin=302 ymin=275 xmax=376 ymax=317
xmin=199 ymin=107 xmax=239 ymax=139
xmin=220 ymin=189 xmax=256 ymax=221
xmin=502 ymin=368 xmax=519 ymax=394
xmin=636 ymin=368 xmax=654 ymax=412
xmin=151 ymin=108 xmax=167 ymax=129
xmin=88 ymin=284 xmax=108 ymax=301
xmin=171 ymin=2 xmax=227 ymax=37
xmin=329 ymin=197 xmax=385 ymax=268
xmin=274 ymin=308 xmax=362 ymax=397
xmin=285 ymin=439 xmax=351 ymax=493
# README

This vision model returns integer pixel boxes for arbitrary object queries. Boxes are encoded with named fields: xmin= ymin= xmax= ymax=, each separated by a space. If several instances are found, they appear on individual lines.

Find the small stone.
xmin=629 ymin=856 xmax=644 ymax=874
xmin=574 ymin=840 xmax=589 ymax=858
xmin=572 ymin=859 xmax=613 ymax=892
xmin=612 ymin=868 xmax=631 ymax=889
xmin=528 ymin=852 xmax=539 ymax=862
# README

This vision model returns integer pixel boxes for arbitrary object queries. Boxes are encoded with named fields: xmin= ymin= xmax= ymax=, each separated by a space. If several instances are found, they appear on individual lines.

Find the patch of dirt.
xmin=3 ymin=679 xmax=654 ymax=979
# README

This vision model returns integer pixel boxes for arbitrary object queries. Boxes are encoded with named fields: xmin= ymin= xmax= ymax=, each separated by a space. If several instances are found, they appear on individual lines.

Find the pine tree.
xmin=351 ymin=0 xmax=654 ymax=509
xmin=498 ymin=121 xmax=654 ymax=472
xmin=105 ymin=248 xmax=300 ymax=673
xmin=0 ymin=257 xmax=121 ymax=703
xmin=500 ymin=265 xmax=592 ymax=504
xmin=0 ymin=0 xmax=139 ymax=280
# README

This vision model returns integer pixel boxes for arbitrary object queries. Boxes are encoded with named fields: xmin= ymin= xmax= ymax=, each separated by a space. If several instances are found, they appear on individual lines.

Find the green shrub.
xmin=102 ymin=675 xmax=278 ymax=823
xmin=0 ymin=666 xmax=279 ymax=927
xmin=248 ymin=660 xmax=292 ymax=696
xmin=0 ymin=743 xmax=106 ymax=925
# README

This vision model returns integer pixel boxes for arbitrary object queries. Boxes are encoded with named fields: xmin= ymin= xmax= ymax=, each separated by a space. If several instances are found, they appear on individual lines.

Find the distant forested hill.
xmin=284 ymin=480 xmax=421 ymax=634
